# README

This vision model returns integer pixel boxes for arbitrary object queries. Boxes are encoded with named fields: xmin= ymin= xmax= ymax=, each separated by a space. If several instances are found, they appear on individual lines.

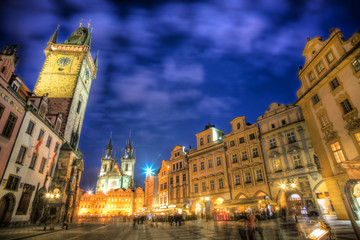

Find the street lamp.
xmin=44 ymin=191 xmax=61 ymax=230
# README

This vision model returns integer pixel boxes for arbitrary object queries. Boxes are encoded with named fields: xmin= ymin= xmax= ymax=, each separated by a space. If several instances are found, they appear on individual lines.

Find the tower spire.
xmin=94 ymin=50 xmax=99 ymax=69
xmin=49 ymin=25 xmax=60 ymax=43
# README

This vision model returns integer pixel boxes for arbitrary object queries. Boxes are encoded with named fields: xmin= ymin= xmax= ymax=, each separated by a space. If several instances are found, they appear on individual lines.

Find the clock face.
xmin=57 ymin=57 xmax=71 ymax=66
xmin=85 ymin=69 xmax=90 ymax=80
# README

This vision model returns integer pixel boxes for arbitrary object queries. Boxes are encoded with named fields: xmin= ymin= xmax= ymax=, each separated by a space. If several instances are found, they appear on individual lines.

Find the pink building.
xmin=0 ymin=44 xmax=28 ymax=181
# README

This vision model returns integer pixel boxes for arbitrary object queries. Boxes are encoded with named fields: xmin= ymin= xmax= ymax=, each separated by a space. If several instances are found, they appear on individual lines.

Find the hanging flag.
xmin=35 ymin=135 xmax=44 ymax=156
xmin=52 ymin=147 xmax=59 ymax=166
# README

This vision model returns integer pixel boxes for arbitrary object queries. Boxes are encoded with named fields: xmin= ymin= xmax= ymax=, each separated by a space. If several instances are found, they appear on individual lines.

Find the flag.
xmin=35 ymin=135 xmax=44 ymax=156
xmin=52 ymin=147 xmax=59 ymax=166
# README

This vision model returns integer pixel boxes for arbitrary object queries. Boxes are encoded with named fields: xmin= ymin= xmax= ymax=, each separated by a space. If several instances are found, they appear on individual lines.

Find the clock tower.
xmin=34 ymin=25 xmax=98 ymax=146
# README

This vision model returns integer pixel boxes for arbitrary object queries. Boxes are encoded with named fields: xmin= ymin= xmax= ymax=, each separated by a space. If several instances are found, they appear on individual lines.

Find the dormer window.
xmin=11 ymin=81 xmax=20 ymax=92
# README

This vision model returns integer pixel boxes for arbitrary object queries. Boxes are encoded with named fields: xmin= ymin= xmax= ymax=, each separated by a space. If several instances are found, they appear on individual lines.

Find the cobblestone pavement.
xmin=0 ymin=217 xmax=358 ymax=240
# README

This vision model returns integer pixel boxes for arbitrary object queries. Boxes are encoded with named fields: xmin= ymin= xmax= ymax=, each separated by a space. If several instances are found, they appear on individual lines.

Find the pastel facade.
xmin=158 ymin=160 xmax=169 ymax=207
xmin=296 ymin=28 xmax=360 ymax=219
xmin=257 ymin=103 xmax=328 ymax=215
xmin=144 ymin=173 xmax=159 ymax=211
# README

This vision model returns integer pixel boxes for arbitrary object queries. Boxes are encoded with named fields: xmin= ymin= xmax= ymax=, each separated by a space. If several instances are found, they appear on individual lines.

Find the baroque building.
xmin=144 ymin=170 xmax=159 ymax=211
xmin=296 ymin=28 xmax=360 ymax=220
xmin=257 ymin=103 xmax=329 ymax=216
xmin=96 ymin=136 xmax=135 ymax=193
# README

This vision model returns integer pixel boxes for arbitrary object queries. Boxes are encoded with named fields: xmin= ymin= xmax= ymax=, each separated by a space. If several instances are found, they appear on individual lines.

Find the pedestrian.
xmin=62 ymin=220 xmax=69 ymax=230
xmin=247 ymin=211 xmax=256 ymax=240
xmin=133 ymin=216 xmax=137 ymax=229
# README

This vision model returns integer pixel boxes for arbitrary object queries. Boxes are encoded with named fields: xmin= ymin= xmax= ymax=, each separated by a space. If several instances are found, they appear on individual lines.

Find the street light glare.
xmin=144 ymin=165 xmax=154 ymax=176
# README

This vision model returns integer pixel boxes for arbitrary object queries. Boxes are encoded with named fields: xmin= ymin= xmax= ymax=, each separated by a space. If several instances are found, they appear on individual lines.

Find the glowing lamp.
xmin=205 ymin=197 xmax=209 ymax=201
xmin=281 ymin=184 xmax=286 ymax=189
xmin=291 ymin=183 xmax=296 ymax=188
xmin=201 ymin=197 xmax=204 ymax=201
xmin=46 ymin=193 xmax=50 ymax=198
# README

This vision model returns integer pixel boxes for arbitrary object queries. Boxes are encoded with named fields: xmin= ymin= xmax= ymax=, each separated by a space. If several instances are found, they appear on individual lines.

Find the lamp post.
xmin=201 ymin=197 xmax=210 ymax=222
xmin=45 ymin=191 xmax=61 ymax=230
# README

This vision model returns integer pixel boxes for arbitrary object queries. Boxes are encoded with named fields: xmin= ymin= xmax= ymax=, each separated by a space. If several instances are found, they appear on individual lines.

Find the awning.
xmin=215 ymin=197 xmax=277 ymax=208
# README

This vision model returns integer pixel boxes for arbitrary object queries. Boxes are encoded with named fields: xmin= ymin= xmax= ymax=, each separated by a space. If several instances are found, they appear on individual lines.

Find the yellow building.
xmin=296 ymin=28 xmax=360 ymax=220
xmin=225 ymin=116 xmax=270 ymax=201
xmin=78 ymin=187 xmax=144 ymax=217
xmin=158 ymin=160 xmax=169 ymax=207
xmin=257 ymin=103 xmax=330 ymax=216
xmin=188 ymin=122 xmax=229 ymax=217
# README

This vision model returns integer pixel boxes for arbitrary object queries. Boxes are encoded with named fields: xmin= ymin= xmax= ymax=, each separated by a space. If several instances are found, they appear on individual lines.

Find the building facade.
xmin=257 ymin=103 xmax=329 ymax=216
xmin=168 ymin=145 xmax=189 ymax=212
xmin=144 ymin=172 xmax=159 ymax=211
xmin=296 ymin=28 xmax=360 ymax=220
xmin=188 ymin=122 xmax=229 ymax=216
xmin=158 ymin=160 xmax=169 ymax=207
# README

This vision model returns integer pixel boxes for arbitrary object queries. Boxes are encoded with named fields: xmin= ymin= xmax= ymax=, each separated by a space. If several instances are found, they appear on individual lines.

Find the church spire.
xmin=105 ymin=133 xmax=113 ymax=159
xmin=94 ymin=50 xmax=99 ymax=69
xmin=49 ymin=25 xmax=60 ymax=43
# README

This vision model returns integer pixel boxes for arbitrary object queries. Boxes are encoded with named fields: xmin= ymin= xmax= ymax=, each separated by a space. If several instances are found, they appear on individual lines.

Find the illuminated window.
xmin=319 ymin=114 xmax=330 ymax=127
xmin=340 ymin=99 xmax=353 ymax=114
xmin=331 ymin=142 xmax=345 ymax=163
xmin=235 ymin=174 xmax=241 ymax=185
xmin=308 ymin=71 xmax=315 ymax=81
xmin=316 ymin=61 xmax=325 ymax=73
xmin=326 ymin=52 xmax=334 ymax=63
xmin=355 ymin=133 xmax=360 ymax=147
xmin=274 ymin=159 xmax=281 ymax=172
xmin=329 ymin=78 xmax=340 ymax=90
xmin=292 ymin=154 xmax=302 ymax=168
xmin=352 ymin=57 xmax=360 ymax=72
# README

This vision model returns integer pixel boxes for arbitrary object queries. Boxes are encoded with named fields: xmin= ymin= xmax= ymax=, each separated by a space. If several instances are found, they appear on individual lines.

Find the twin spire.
xmin=104 ymin=131 xmax=133 ymax=160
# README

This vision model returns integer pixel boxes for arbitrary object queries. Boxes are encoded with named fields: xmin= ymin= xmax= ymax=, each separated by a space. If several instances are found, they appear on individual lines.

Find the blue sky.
xmin=1 ymin=0 xmax=359 ymax=191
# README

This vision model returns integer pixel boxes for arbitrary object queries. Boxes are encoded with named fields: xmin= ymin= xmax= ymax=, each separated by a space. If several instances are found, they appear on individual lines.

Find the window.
xmin=210 ymin=180 xmax=215 ymax=191
xmin=176 ymin=163 xmax=179 ymax=170
xmin=292 ymin=154 xmax=302 ymax=168
xmin=200 ymin=138 xmax=204 ymax=146
xmin=39 ymin=157 xmax=46 ymax=173
xmin=29 ymin=153 xmax=37 ymax=169
xmin=319 ymin=114 xmax=330 ymax=127
xmin=340 ymin=99 xmax=353 ymax=114
xmin=38 ymin=129 xmax=44 ymax=141
xmin=235 ymin=174 xmax=241 ymax=185
xmin=16 ymin=184 xmax=34 ymax=215
xmin=269 ymin=138 xmax=277 ymax=149
xmin=218 ymin=179 xmax=224 ymax=189
xmin=326 ymin=52 xmax=335 ymax=63
xmin=216 ymin=157 xmax=221 ymax=166
xmin=245 ymin=172 xmax=251 ymax=183
xmin=312 ymin=94 xmax=320 ymax=105
xmin=0 ymin=103 xmax=4 ymax=119
xmin=274 ymin=159 xmax=281 ymax=172
xmin=176 ymin=176 xmax=179 ymax=184
xmin=193 ymin=164 xmax=197 ymax=172
xmin=330 ymin=142 xmax=346 ymax=163
xmin=200 ymin=162 xmax=204 ymax=170
xmin=179 ymin=162 xmax=182 ymax=169
xmin=232 ymin=154 xmax=238 ymax=163
xmin=160 ymin=184 xmax=163 ymax=191
xmin=316 ymin=61 xmax=325 ymax=73
xmin=183 ymin=174 xmax=186 ymax=182
xmin=125 ymin=164 xmax=128 ymax=171
xmin=286 ymin=132 xmax=296 ymax=143
xmin=46 ymin=136 xmax=52 ymax=148
xmin=173 ymin=164 xmax=175 ymax=171
xmin=352 ymin=56 xmax=360 ymax=72
xmin=207 ymin=135 xmax=211 ymax=143
xmin=77 ymin=100 xmax=82 ymax=114
xmin=249 ymin=133 xmax=256 ymax=140
xmin=237 ymin=123 xmax=241 ymax=129
xmin=239 ymin=137 xmax=245 ymax=144
xmin=256 ymin=170 xmax=263 ymax=181
xmin=194 ymin=184 xmax=198 ymax=193
xmin=164 ymin=182 xmax=167 ymax=189
xmin=281 ymin=120 xmax=286 ymax=125
xmin=241 ymin=151 xmax=248 ymax=161
xmin=252 ymin=148 xmax=259 ymax=158
xmin=230 ymin=140 xmax=235 ymax=147
xmin=330 ymin=78 xmax=340 ymax=90
xmin=2 ymin=112 xmax=17 ymax=138
xmin=271 ymin=124 xmax=275 ymax=129
xmin=308 ymin=71 xmax=315 ymax=81
xmin=54 ymin=142 xmax=59 ymax=152
xmin=16 ymin=146 xmax=27 ymax=164
xmin=170 ymin=177 xmax=173 ymax=185
xmin=26 ymin=121 xmax=35 ymax=135
xmin=208 ymin=159 xmax=213 ymax=168
xmin=5 ymin=175 xmax=20 ymax=190
xmin=202 ymin=182 xmax=206 ymax=192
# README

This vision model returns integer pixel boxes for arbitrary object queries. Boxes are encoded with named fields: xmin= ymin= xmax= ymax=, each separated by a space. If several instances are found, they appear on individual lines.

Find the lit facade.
xmin=158 ymin=160 xmax=169 ymax=207
xmin=144 ymin=172 xmax=159 ymax=211
xmin=296 ymin=28 xmax=360 ymax=219
xmin=257 ymin=103 xmax=329 ymax=215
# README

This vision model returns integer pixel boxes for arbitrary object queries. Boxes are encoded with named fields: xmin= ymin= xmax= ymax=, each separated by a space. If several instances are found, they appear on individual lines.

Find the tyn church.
xmin=96 ymin=136 xmax=136 ymax=193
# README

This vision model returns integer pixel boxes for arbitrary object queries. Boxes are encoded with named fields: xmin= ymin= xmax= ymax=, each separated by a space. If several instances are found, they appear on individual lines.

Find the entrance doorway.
xmin=289 ymin=194 xmax=302 ymax=215
xmin=0 ymin=193 xmax=16 ymax=226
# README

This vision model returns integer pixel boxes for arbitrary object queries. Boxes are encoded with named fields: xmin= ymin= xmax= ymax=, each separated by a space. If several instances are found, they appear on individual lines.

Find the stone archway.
xmin=0 ymin=193 xmax=16 ymax=226
xmin=344 ymin=179 xmax=360 ymax=220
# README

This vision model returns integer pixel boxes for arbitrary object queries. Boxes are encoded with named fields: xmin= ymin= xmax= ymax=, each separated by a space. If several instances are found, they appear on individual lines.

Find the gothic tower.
xmin=33 ymin=25 xmax=98 ymax=148
xmin=121 ymin=135 xmax=136 ymax=180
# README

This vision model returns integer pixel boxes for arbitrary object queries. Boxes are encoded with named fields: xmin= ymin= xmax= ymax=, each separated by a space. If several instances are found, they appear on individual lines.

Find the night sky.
xmin=1 ymin=0 xmax=359 ymax=191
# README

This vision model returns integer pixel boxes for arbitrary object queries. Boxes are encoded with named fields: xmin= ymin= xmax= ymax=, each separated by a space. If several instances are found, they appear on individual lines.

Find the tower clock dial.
xmin=57 ymin=57 xmax=71 ymax=66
